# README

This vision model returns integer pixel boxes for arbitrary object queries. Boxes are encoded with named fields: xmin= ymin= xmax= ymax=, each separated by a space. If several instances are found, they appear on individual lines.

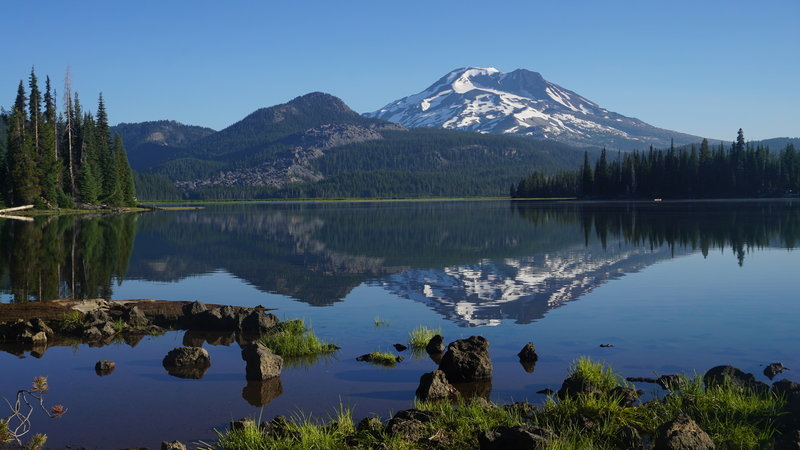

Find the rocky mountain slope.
xmin=366 ymin=67 xmax=707 ymax=150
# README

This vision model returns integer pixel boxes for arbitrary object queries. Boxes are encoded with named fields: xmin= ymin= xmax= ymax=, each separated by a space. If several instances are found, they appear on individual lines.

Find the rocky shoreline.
xmin=1 ymin=301 xmax=799 ymax=449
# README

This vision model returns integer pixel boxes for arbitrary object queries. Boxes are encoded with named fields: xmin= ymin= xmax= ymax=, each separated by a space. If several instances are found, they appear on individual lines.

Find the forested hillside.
xmin=111 ymin=120 xmax=215 ymax=171
xmin=127 ymin=92 xmax=593 ymax=200
xmin=1 ymin=69 xmax=136 ymax=208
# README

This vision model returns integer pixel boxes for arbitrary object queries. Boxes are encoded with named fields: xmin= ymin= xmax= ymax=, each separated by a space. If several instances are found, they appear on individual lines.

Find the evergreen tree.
xmin=78 ymin=114 xmax=101 ymax=203
xmin=95 ymin=93 xmax=118 ymax=200
xmin=8 ymin=82 xmax=40 ymax=205
xmin=113 ymin=134 xmax=137 ymax=205
xmin=581 ymin=151 xmax=594 ymax=196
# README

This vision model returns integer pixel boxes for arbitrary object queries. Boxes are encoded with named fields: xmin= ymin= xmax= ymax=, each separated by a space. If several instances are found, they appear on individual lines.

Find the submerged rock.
xmin=439 ymin=336 xmax=492 ymax=382
xmin=517 ymin=342 xmax=538 ymax=363
xmin=162 ymin=346 xmax=211 ymax=379
xmin=703 ymin=365 xmax=767 ymax=392
xmin=393 ymin=343 xmax=408 ymax=352
xmin=241 ymin=343 xmax=282 ymax=380
xmin=657 ymin=374 xmax=683 ymax=390
xmin=654 ymin=413 xmax=715 ymax=449
xmin=416 ymin=370 xmax=458 ymax=402
xmin=160 ymin=441 xmax=187 ymax=450
xmin=764 ymin=362 xmax=788 ymax=380
xmin=95 ymin=360 xmax=116 ymax=376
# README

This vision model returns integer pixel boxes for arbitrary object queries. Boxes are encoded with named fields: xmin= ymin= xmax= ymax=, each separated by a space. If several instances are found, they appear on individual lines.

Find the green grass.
xmin=408 ymin=325 xmax=441 ymax=350
xmin=568 ymin=356 xmax=626 ymax=392
xmin=111 ymin=318 xmax=126 ymax=333
xmin=372 ymin=316 xmax=390 ymax=327
xmin=638 ymin=376 xmax=784 ymax=448
xmin=59 ymin=311 xmax=87 ymax=333
xmin=362 ymin=352 xmax=397 ymax=367
xmin=259 ymin=319 xmax=338 ymax=358
xmin=205 ymin=357 xmax=788 ymax=450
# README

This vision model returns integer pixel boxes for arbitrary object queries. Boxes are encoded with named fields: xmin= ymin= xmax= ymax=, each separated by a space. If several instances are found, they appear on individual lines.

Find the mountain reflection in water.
xmin=1 ymin=200 xmax=798 ymax=326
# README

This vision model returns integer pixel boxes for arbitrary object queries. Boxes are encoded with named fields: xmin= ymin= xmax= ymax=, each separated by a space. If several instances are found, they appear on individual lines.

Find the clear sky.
xmin=3 ymin=0 xmax=798 ymax=141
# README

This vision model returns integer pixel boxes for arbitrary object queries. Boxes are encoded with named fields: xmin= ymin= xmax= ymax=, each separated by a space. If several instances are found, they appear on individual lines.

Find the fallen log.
xmin=0 ymin=205 xmax=34 ymax=214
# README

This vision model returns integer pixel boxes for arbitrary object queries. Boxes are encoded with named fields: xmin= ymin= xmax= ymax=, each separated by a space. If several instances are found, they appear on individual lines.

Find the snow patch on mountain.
xmin=366 ymin=67 xmax=705 ymax=150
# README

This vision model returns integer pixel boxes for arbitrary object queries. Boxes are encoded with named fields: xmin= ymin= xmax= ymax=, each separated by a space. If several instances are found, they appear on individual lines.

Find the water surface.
xmin=1 ymin=200 xmax=798 ymax=447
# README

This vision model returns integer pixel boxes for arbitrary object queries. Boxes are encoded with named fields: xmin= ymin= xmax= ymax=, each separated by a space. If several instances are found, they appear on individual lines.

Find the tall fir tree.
xmin=112 ymin=134 xmax=137 ymax=205
xmin=8 ymin=81 xmax=40 ymax=205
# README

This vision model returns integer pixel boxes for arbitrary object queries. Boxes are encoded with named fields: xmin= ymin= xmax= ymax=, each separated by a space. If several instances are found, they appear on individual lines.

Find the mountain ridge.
xmin=366 ymin=67 xmax=709 ymax=150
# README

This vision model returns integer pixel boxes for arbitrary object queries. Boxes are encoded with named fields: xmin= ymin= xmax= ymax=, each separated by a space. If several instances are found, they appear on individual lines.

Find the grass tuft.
xmin=259 ymin=319 xmax=338 ymax=358
xmin=408 ymin=325 xmax=441 ymax=349
xmin=362 ymin=352 xmax=397 ymax=367
xmin=373 ymin=316 xmax=390 ymax=327
xmin=568 ymin=356 xmax=625 ymax=391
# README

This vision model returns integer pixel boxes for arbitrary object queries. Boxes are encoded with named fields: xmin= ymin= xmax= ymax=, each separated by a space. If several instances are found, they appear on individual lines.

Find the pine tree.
xmin=581 ymin=151 xmax=594 ymax=196
xmin=95 ymin=94 xmax=118 ymax=200
xmin=112 ymin=134 xmax=136 ymax=205
xmin=78 ymin=114 xmax=101 ymax=203
xmin=8 ymin=81 xmax=40 ymax=205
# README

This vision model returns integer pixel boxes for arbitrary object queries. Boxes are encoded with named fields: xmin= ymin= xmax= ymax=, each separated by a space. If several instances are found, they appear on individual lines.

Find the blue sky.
xmin=3 ymin=0 xmax=798 ymax=141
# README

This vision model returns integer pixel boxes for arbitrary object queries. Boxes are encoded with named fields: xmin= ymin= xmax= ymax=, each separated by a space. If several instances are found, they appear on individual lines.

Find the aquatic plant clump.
xmin=259 ymin=319 xmax=338 ymax=358
xmin=408 ymin=325 xmax=442 ymax=349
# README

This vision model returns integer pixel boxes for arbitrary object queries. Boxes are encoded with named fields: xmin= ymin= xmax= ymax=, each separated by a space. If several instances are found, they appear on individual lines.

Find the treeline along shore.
xmin=512 ymin=129 xmax=800 ymax=200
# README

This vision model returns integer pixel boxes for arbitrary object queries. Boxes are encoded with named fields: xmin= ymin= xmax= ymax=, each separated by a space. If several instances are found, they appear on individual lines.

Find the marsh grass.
xmin=408 ymin=325 xmax=441 ymax=349
xmin=59 ymin=311 xmax=86 ymax=331
xmin=569 ymin=356 xmax=626 ymax=391
xmin=259 ymin=319 xmax=337 ymax=358
xmin=111 ymin=318 xmax=126 ymax=333
xmin=373 ymin=317 xmax=390 ymax=327
xmin=206 ymin=357 xmax=787 ymax=450
xmin=638 ymin=376 xmax=784 ymax=448
xmin=362 ymin=351 xmax=397 ymax=367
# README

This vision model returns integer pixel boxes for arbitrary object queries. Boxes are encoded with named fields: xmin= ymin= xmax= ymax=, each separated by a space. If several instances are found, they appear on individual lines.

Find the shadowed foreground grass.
xmin=204 ymin=357 xmax=788 ymax=449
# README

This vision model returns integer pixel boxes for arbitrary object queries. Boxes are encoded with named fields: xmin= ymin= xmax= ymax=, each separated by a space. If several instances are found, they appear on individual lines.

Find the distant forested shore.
xmin=0 ymin=69 xmax=136 ymax=209
xmin=512 ymin=130 xmax=800 ymax=200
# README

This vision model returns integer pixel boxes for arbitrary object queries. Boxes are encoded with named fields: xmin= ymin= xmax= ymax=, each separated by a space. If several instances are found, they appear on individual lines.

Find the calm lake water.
xmin=1 ymin=200 xmax=799 ymax=447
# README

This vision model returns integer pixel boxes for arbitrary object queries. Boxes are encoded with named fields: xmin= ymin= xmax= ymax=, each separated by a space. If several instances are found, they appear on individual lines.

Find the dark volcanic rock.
xmin=386 ymin=409 xmax=434 ymax=441
xmin=610 ymin=386 xmax=642 ymax=407
xmin=478 ymin=425 xmax=553 ymax=449
xmin=241 ymin=343 xmax=282 ymax=380
xmin=230 ymin=417 xmax=255 ymax=431
xmin=654 ymin=413 xmax=715 ymax=449
xmin=557 ymin=374 xmax=600 ymax=399
xmin=416 ymin=370 xmax=458 ymax=402
xmin=426 ymin=335 xmax=445 ymax=354
xmin=357 ymin=416 xmax=384 ymax=433
xmin=764 ymin=362 xmax=788 ymax=380
xmin=773 ymin=379 xmax=800 ymax=396
xmin=182 ymin=301 xmax=207 ymax=317
xmin=517 ymin=342 xmax=538 ymax=362
xmin=536 ymin=388 xmax=555 ymax=395
xmin=95 ymin=360 xmax=116 ymax=376
xmin=520 ymin=359 xmax=536 ymax=373
xmin=161 ymin=441 xmax=187 ymax=450
xmin=123 ymin=306 xmax=149 ymax=327
xmin=438 ymin=336 xmax=492 ymax=382
xmin=393 ymin=343 xmax=408 ymax=352
xmin=162 ymin=346 xmax=211 ymax=379
xmin=613 ymin=424 xmax=644 ymax=449
xmin=627 ymin=376 xmax=658 ymax=383
xmin=240 ymin=311 xmax=279 ymax=334
xmin=703 ymin=365 xmax=768 ymax=392
xmin=657 ymin=374 xmax=683 ymax=390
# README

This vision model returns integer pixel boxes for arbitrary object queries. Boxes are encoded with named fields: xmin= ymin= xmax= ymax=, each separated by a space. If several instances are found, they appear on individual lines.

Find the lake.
xmin=1 ymin=199 xmax=799 ymax=448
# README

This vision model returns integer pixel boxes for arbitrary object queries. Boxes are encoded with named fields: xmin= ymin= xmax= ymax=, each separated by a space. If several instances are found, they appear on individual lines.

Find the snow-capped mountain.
xmin=366 ymin=67 xmax=705 ymax=150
